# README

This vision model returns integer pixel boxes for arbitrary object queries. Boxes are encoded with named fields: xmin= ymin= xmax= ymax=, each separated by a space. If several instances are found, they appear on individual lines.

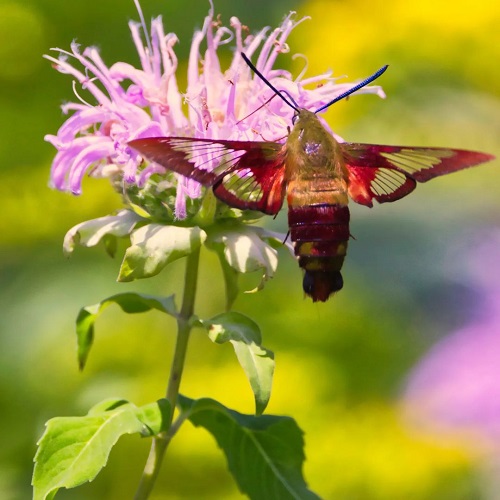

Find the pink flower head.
xmin=45 ymin=2 xmax=385 ymax=218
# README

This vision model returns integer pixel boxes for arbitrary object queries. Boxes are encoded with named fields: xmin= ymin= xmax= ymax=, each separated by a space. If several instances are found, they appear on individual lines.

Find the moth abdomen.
xmin=288 ymin=204 xmax=350 ymax=302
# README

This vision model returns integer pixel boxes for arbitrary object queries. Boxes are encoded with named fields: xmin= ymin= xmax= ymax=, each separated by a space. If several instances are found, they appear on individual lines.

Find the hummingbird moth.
xmin=129 ymin=54 xmax=494 ymax=302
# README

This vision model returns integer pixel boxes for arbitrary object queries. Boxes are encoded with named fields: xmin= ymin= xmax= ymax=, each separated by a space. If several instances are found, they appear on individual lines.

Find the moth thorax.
xmin=302 ymin=140 xmax=327 ymax=166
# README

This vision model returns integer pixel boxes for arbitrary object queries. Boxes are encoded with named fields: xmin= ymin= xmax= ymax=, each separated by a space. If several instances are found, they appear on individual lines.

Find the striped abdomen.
xmin=288 ymin=204 xmax=350 ymax=302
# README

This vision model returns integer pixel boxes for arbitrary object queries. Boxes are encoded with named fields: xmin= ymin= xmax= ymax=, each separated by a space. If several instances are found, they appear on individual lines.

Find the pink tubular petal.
xmin=56 ymin=107 xmax=111 ymax=142
xmin=230 ymin=17 xmax=243 ymax=53
xmin=150 ymin=18 xmax=166 ymax=82
xmin=160 ymin=33 xmax=178 ymax=76
xmin=255 ymin=25 xmax=282 ymax=72
xmin=240 ymin=26 xmax=270 ymax=62
xmin=161 ymin=36 xmax=188 ymax=131
xmin=123 ymin=157 xmax=139 ymax=183
xmin=83 ymin=47 xmax=128 ymax=104
xmin=68 ymin=141 xmax=116 ymax=194
xmin=213 ymin=26 xmax=233 ymax=47
xmin=183 ymin=177 xmax=202 ymax=199
xmin=128 ymin=122 xmax=165 ymax=141
xmin=174 ymin=181 xmax=188 ymax=219
xmin=262 ymin=15 xmax=308 ymax=76
xmin=60 ymin=103 xmax=88 ymax=117
xmin=300 ymin=70 xmax=333 ymax=85
xmin=49 ymin=137 xmax=109 ymax=190
xmin=187 ymin=28 xmax=206 ymax=128
xmin=44 ymin=52 xmax=111 ymax=106
xmin=129 ymin=21 xmax=152 ymax=74
xmin=50 ymin=150 xmax=76 ymax=190
xmin=225 ymin=75 xmax=237 ymax=122
xmin=109 ymin=62 xmax=152 ymax=89
xmin=44 ymin=134 xmax=62 ymax=150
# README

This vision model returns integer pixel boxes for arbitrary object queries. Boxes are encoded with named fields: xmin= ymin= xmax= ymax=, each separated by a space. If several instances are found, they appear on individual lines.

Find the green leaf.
xmin=76 ymin=293 xmax=177 ymax=369
xmin=135 ymin=399 xmax=172 ymax=435
xmin=33 ymin=399 xmax=171 ymax=500
xmin=87 ymin=398 xmax=130 ymax=414
xmin=118 ymin=224 xmax=206 ymax=281
xmin=200 ymin=312 xmax=274 ymax=415
xmin=178 ymin=396 xmax=319 ymax=500
xmin=63 ymin=210 xmax=142 ymax=256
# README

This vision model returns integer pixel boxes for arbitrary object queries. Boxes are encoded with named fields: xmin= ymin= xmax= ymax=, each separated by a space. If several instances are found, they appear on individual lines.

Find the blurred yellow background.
xmin=0 ymin=0 xmax=498 ymax=498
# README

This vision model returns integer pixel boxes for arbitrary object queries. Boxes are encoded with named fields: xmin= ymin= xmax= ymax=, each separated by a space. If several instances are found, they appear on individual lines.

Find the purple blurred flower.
xmin=45 ymin=2 xmax=384 ymax=218
xmin=403 ymin=229 xmax=500 ymax=448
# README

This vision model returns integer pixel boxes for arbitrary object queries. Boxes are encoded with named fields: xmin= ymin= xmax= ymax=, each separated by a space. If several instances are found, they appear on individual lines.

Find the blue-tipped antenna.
xmin=314 ymin=64 xmax=388 ymax=114
xmin=241 ymin=52 xmax=299 ymax=112
xmin=242 ymin=52 xmax=387 ymax=116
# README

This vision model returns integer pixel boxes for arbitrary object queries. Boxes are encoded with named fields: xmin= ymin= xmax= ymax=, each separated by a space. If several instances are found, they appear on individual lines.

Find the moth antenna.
xmin=279 ymin=90 xmax=299 ymax=110
xmin=241 ymin=52 xmax=299 ymax=113
xmin=315 ymin=64 xmax=388 ymax=114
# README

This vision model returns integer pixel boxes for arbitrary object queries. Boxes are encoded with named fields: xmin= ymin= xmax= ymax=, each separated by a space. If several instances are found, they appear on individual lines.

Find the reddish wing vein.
xmin=129 ymin=137 xmax=287 ymax=215
xmin=342 ymin=143 xmax=494 ymax=207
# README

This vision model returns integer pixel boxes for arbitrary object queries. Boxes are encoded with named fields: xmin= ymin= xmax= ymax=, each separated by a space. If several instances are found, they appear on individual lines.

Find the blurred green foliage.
xmin=0 ymin=0 xmax=498 ymax=498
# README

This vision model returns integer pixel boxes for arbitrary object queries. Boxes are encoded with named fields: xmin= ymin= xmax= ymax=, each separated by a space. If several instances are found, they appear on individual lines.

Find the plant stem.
xmin=134 ymin=247 xmax=201 ymax=500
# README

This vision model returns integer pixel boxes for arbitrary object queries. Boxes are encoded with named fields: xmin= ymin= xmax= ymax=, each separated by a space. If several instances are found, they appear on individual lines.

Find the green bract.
xmin=63 ymin=198 xmax=292 ymax=293
xmin=63 ymin=209 xmax=141 ymax=257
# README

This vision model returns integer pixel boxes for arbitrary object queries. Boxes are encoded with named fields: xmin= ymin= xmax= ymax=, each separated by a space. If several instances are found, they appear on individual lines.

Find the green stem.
xmin=134 ymin=247 xmax=200 ymax=500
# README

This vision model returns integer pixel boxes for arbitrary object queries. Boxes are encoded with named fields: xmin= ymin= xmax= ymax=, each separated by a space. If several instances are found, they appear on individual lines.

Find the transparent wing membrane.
xmin=128 ymin=136 xmax=286 ymax=214
xmin=342 ymin=143 xmax=494 ymax=207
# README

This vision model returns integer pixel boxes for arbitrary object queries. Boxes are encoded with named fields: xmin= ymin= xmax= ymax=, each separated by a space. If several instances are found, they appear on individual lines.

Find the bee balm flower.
xmin=44 ymin=3 xmax=385 ymax=219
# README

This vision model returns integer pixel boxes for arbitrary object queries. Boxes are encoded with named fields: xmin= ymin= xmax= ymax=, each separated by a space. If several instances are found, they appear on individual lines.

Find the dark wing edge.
xmin=341 ymin=143 xmax=495 ymax=207
xmin=128 ymin=136 xmax=287 ymax=215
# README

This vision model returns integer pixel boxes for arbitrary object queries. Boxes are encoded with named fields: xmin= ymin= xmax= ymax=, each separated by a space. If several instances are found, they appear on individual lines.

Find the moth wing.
xmin=341 ymin=143 xmax=494 ymax=207
xmin=129 ymin=137 xmax=287 ymax=215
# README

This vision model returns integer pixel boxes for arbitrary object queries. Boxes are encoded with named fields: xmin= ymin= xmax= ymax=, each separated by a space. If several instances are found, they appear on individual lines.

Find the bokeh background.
xmin=1 ymin=0 xmax=499 ymax=498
